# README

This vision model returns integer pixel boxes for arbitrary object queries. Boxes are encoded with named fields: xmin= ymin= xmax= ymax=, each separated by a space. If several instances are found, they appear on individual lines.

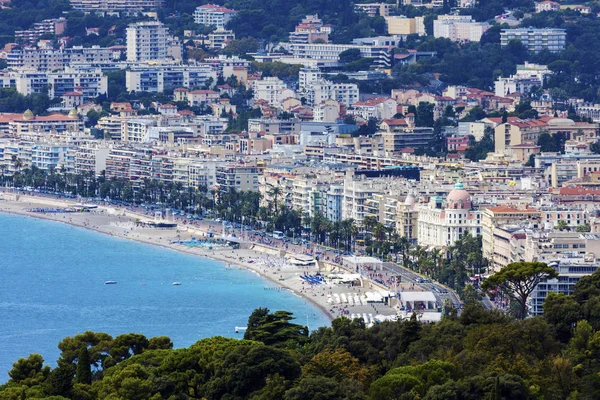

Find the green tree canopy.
xmin=482 ymin=261 xmax=559 ymax=319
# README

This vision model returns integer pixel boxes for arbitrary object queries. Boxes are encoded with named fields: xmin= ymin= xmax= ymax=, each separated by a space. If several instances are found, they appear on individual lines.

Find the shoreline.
xmin=0 ymin=205 xmax=334 ymax=323
xmin=0 ymin=194 xmax=398 ymax=324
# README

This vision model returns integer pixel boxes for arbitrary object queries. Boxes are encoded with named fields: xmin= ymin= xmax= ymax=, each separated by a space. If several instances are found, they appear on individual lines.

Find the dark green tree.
xmin=75 ymin=347 xmax=92 ymax=385
xmin=482 ymin=261 xmax=559 ymax=319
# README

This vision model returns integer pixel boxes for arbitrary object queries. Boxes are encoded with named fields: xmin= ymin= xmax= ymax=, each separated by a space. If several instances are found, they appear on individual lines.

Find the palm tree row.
xmin=4 ymin=167 xmax=488 ymax=294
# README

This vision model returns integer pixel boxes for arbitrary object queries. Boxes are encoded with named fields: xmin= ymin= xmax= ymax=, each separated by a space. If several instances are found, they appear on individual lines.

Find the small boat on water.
xmin=172 ymin=282 xmax=182 ymax=286
xmin=105 ymin=281 xmax=117 ymax=285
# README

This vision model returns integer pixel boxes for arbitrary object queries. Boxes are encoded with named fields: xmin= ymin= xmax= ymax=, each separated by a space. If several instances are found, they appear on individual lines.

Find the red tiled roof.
xmin=557 ymin=187 xmax=600 ymax=196
xmin=382 ymin=118 xmax=407 ymax=126
xmin=353 ymin=97 xmax=393 ymax=106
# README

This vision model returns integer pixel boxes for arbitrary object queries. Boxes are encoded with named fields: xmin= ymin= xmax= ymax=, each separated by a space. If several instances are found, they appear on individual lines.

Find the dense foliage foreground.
xmin=4 ymin=270 xmax=600 ymax=399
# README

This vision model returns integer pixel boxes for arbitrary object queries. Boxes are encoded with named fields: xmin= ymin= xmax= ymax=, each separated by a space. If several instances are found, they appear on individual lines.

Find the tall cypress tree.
xmin=75 ymin=347 xmax=92 ymax=385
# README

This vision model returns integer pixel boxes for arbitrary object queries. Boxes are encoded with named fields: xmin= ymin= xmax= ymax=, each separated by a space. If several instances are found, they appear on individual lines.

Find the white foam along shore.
xmin=0 ymin=193 xmax=399 ymax=324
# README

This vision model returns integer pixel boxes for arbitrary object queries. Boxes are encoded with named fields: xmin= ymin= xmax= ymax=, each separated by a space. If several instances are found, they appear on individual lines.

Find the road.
xmin=381 ymin=262 xmax=463 ymax=310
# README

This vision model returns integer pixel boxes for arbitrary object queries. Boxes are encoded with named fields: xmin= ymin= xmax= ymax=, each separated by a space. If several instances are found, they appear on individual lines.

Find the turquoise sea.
xmin=0 ymin=213 xmax=330 ymax=380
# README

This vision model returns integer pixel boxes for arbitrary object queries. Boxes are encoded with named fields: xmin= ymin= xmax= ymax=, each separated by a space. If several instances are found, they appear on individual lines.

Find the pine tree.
xmin=75 ymin=347 xmax=92 ymax=385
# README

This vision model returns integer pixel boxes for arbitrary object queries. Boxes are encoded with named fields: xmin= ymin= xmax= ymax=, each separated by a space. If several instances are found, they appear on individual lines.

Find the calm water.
xmin=0 ymin=213 xmax=330 ymax=380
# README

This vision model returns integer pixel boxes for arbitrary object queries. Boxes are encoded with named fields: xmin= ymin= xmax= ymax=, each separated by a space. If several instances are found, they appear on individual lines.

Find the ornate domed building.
xmin=417 ymin=181 xmax=482 ymax=247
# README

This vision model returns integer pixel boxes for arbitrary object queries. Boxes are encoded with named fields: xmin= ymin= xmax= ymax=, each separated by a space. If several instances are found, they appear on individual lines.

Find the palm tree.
xmin=11 ymin=155 xmax=23 ymax=175
xmin=267 ymin=185 xmax=283 ymax=216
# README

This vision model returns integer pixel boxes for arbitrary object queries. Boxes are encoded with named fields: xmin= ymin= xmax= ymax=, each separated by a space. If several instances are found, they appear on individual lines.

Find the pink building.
xmin=446 ymin=134 xmax=470 ymax=151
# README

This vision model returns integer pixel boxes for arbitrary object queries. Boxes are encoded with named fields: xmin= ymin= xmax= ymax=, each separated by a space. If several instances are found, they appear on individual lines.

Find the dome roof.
xmin=446 ymin=181 xmax=471 ymax=209
xmin=68 ymin=109 xmax=78 ymax=118
xmin=404 ymin=193 xmax=415 ymax=206
xmin=23 ymin=109 xmax=34 ymax=120
xmin=547 ymin=118 xmax=574 ymax=126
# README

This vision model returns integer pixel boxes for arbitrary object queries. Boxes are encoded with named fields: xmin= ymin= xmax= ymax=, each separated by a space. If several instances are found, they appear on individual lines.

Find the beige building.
xmin=385 ymin=16 xmax=425 ymax=36
xmin=396 ymin=193 xmax=419 ymax=242
xmin=481 ymin=205 xmax=542 ymax=270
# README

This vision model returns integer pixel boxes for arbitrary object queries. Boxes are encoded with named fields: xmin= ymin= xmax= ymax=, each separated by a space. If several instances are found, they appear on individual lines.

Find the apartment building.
xmin=481 ymin=205 xmax=542 ymax=270
xmin=381 ymin=127 xmax=435 ymax=153
xmin=31 ymin=143 xmax=73 ymax=170
xmin=7 ymin=46 xmax=114 ymax=71
xmin=70 ymin=0 xmax=165 ymax=12
xmin=342 ymin=170 xmax=392 ymax=225
xmin=15 ymin=18 xmax=67 ymax=43
xmin=126 ymin=21 xmax=177 ymax=62
xmin=350 ymin=97 xmax=397 ymax=121
xmin=284 ymin=43 xmax=392 ymax=68
xmin=289 ymin=15 xmax=330 ymax=44
xmin=304 ymin=79 xmax=359 ymax=107
xmin=501 ymin=28 xmax=566 ymax=52
xmin=384 ymin=16 xmax=425 ymax=36
xmin=433 ymin=15 xmax=489 ymax=42
xmin=207 ymin=28 xmax=235 ymax=49
xmin=105 ymin=148 xmax=136 ymax=179
xmin=194 ymin=4 xmax=237 ymax=28
xmin=396 ymin=193 xmax=419 ymax=243
xmin=73 ymin=142 xmax=110 ymax=176
xmin=126 ymin=65 xmax=217 ymax=93
xmin=12 ymin=70 xmax=107 ymax=100
xmin=192 ymin=116 xmax=229 ymax=136
xmin=97 ymin=116 xmax=124 ymax=141
xmin=575 ymin=103 xmax=600 ymax=122
xmin=354 ymin=3 xmax=390 ymax=17
xmin=326 ymin=184 xmax=344 ymax=222
xmin=252 ymin=77 xmax=291 ymax=106
xmin=530 ymin=260 xmax=598 ymax=315
xmin=122 ymin=119 xmax=158 ymax=143
xmin=215 ymin=164 xmax=260 ymax=191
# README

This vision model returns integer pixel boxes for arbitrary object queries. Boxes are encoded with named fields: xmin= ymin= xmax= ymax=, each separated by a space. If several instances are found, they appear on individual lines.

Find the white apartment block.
xmin=304 ymin=79 xmax=359 ymax=107
xmin=12 ymin=70 xmax=107 ymax=100
xmin=126 ymin=65 xmax=217 ymax=93
xmin=126 ymin=21 xmax=173 ymax=62
xmin=433 ymin=15 xmax=489 ymax=42
xmin=298 ymin=68 xmax=322 ymax=94
xmin=121 ymin=119 xmax=158 ymax=143
xmin=252 ymin=77 xmax=290 ymax=105
xmin=70 ymin=0 xmax=165 ymax=12
xmin=283 ymin=43 xmax=392 ymax=68
xmin=7 ymin=46 xmax=115 ymax=71
xmin=501 ymin=28 xmax=566 ymax=53
xmin=194 ymin=4 xmax=237 ymax=28
xmin=494 ymin=76 xmax=542 ymax=97
xmin=31 ymin=144 xmax=73 ymax=170
xmin=73 ymin=142 xmax=110 ymax=176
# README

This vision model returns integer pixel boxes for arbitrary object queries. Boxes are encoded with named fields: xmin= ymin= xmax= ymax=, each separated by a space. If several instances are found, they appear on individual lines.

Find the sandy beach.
xmin=0 ymin=192 xmax=399 ymax=323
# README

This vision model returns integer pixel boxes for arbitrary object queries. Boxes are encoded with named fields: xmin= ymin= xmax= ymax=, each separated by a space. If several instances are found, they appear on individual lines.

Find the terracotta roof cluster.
xmin=353 ymin=97 xmax=394 ymax=107
xmin=558 ymin=187 xmax=600 ymax=196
